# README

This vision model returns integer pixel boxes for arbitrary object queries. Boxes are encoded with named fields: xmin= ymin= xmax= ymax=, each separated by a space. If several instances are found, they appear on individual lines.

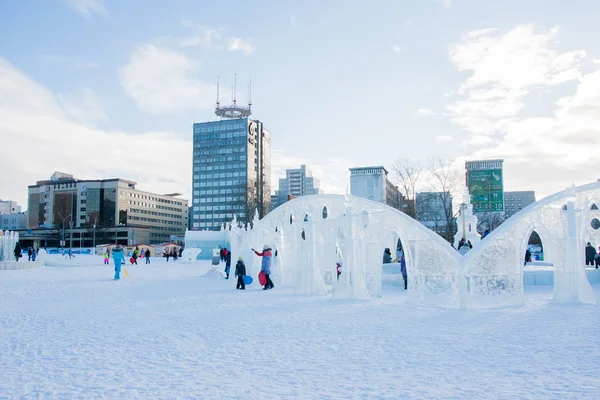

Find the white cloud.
xmin=446 ymin=25 xmax=599 ymax=197
xmin=65 ymin=0 xmax=106 ymax=18
xmin=119 ymin=44 xmax=216 ymax=114
xmin=417 ymin=108 xmax=434 ymax=116
xmin=228 ymin=38 xmax=255 ymax=55
xmin=392 ymin=45 xmax=405 ymax=53
xmin=435 ymin=135 xmax=454 ymax=142
xmin=179 ymin=23 xmax=220 ymax=48
xmin=441 ymin=0 xmax=453 ymax=8
xmin=0 ymin=58 xmax=192 ymax=208
xmin=56 ymin=87 xmax=108 ymax=126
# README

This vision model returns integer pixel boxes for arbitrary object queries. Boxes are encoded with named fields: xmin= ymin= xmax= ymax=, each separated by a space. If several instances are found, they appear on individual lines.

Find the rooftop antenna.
xmin=216 ymin=76 xmax=220 ymax=109
xmin=214 ymin=74 xmax=252 ymax=119
xmin=233 ymin=73 xmax=237 ymax=106
xmin=248 ymin=78 xmax=252 ymax=111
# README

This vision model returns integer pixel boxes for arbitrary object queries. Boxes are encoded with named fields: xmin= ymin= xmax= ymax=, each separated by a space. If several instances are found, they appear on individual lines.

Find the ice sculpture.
xmin=0 ymin=231 xmax=20 ymax=262
xmin=454 ymin=186 xmax=481 ymax=248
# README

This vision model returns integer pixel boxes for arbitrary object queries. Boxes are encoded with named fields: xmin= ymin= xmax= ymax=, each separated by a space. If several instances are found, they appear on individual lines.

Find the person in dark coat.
xmin=585 ymin=242 xmax=596 ymax=266
xmin=224 ymin=249 xmax=231 ymax=279
xmin=235 ymin=256 xmax=246 ymax=290
xmin=27 ymin=247 xmax=33 ymax=261
xmin=399 ymin=251 xmax=407 ymax=290
xmin=145 ymin=248 xmax=151 ymax=264
xmin=14 ymin=242 xmax=22 ymax=262
xmin=525 ymin=249 xmax=532 ymax=266
xmin=383 ymin=248 xmax=393 ymax=264
xmin=165 ymin=249 xmax=170 ymax=262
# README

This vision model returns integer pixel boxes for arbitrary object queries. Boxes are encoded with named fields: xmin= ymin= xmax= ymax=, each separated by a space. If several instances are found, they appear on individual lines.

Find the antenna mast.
xmin=214 ymin=74 xmax=252 ymax=119
xmin=216 ymin=76 xmax=220 ymax=109
xmin=233 ymin=73 xmax=237 ymax=106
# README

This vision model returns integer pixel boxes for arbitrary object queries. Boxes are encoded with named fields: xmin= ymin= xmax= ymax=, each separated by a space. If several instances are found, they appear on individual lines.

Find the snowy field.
xmin=2 ymin=257 xmax=600 ymax=399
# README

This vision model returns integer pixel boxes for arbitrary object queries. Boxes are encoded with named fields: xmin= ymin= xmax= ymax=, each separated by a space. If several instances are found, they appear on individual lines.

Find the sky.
xmin=1 ymin=0 xmax=600 ymax=209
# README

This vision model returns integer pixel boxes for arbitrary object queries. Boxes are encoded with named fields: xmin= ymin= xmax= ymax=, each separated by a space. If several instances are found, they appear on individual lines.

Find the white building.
xmin=0 ymin=200 xmax=21 ymax=215
xmin=504 ymin=191 xmax=536 ymax=219
xmin=0 ymin=212 xmax=28 ymax=231
xmin=271 ymin=165 xmax=323 ymax=211
xmin=349 ymin=166 xmax=403 ymax=211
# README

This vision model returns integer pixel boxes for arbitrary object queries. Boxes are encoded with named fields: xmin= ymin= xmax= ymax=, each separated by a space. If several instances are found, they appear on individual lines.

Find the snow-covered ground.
xmin=2 ymin=257 xmax=600 ymax=399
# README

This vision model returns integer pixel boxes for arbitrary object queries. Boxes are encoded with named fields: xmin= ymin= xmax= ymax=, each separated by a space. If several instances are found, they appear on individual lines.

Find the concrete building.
xmin=504 ymin=191 xmax=536 ymax=219
xmin=0 ymin=212 xmax=28 ymax=231
xmin=271 ymin=165 xmax=323 ymax=211
xmin=191 ymin=118 xmax=271 ymax=229
xmin=349 ymin=166 xmax=404 ymax=211
xmin=27 ymin=172 xmax=188 ymax=245
xmin=465 ymin=159 xmax=505 ymax=230
xmin=0 ymin=200 xmax=21 ymax=215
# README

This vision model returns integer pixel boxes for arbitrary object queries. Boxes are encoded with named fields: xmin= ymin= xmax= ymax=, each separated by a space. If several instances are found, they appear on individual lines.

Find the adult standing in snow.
xmin=27 ymin=247 xmax=33 ymax=261
xmin=224 ymin=248 xmax=231 ymax=279
xmin=112 ymin=245 xmax=125 ymax=280
xmin=14 ymin=242 xmax=22 ymax=262
xmin=399 ymin=250 xmax=407 ymax=290
xmin=235 ymin=256 xmax=246 ymax=290
xmin=253 ymin=245 xmax=274 ymax=290
xmin=145 ymin=248 xmax=151 ymax=264
xmin=457 ymin=238 xmax=472 ymax=255
xmin=585 ymin=242 xmax=596 ymax=266
xmin=525 ymin=249 xmax=532 ymax=266
xmin=481 ymin=229 xmax=490 ymax=239
xmin=165 ymin=249 xmax=170 ymax=262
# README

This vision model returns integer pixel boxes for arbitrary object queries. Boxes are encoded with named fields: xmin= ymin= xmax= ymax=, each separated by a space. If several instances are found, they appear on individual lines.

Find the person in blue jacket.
xmin=112 ymin=245 xmax=125 ymax=280
xmin=253 ymin=245 xmax=274 ymax=290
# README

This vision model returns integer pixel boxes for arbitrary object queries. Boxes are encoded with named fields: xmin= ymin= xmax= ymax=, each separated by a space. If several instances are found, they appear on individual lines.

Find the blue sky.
xmin=1 ymin=0 xmax=600 ymax=208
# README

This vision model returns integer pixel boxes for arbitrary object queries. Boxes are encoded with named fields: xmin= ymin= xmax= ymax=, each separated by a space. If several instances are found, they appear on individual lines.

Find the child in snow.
xmin=112 ymin=246 xmax=125 ymax=280
xmin=103 ymin=252 xmax=109 ymax=265
xmin=336 ymin=261 xmax=342 ymax=281
xmin=235 ymin=256 xmax=247 ymax=290
xmin=253 ymin=245 xmax=274 ymax=290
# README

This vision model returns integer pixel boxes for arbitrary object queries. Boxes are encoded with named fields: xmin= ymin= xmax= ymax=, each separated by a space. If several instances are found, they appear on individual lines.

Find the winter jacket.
xmin=112 ymin=248 xmax=125 ymax=264
xmin=255 ymin=249 xmax=272 ymax=275
xmin=14 ymin=244 xmax=22 ymax=258
xmin=383 ymin=252 xmax=393 ymax=264
xmin=225 ymin=251 xmax=232 ymax=267
xmin=585 ymin=245 xmax=597 ymax=262
xmin=235 ymin=261 xmax=246 ymax=277
xmin=400 ymin=254 xmax=407 ymax=277
xmin=133 ymin=249 xmax=139 ymax=258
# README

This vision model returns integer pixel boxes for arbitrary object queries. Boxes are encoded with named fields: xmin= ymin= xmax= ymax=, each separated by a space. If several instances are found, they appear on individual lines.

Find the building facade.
xmin=349 ymin=166 xmax=404 ymax=211
xmin=0 ymin=212 xmax=27 ymax=231
xmin=465 ymin=159 xmax=505 ymax=230
xmin=0 ymin=200 xmax=21 ymax=215
xmin=271 ymin=165 xmax=323 ymax=210
xmin=504 ymin=191 xmax=536 ymax=219
xmin=191 ymin=118 xmax=271 ymax=230
xmin=27 ymin=172 xmax=188 ymax=244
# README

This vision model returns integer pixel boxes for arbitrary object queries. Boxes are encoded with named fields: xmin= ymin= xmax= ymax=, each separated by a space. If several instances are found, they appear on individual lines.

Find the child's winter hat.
xmin=263 ymin=244 xmax=270 ymax=250
xmin=238 ymin=256 xmax=243 ymax=261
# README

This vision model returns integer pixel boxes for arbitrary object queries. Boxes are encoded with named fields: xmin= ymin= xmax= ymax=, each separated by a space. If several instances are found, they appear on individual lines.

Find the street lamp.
xmin=69 ymin=220 xmax=74 ymax=255
xmin=57 ymin=212 xmax=72 ymax=251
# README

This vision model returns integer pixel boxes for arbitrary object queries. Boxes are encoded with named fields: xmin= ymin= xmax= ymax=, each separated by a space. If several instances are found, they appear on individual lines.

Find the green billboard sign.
xmin=468 ymin=169 xmax=504 ymax=213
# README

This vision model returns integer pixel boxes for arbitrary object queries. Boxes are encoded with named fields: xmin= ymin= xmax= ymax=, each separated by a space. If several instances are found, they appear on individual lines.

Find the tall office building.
xmin=271 ymin=165 xmax=323 ymax=210
xmin=349 ymin=166 xmax=404 ymax=211
xmin=191 ymin=80 xmax=271 ymax=230
xmin=465 ymin=159 xmax=505 ymax=230
xmin=504 ymin=191 xmax=536 ymax=219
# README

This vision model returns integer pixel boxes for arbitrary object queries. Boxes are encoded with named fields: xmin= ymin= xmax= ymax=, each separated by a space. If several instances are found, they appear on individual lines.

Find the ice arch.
xmin=246 ymin=194 xmax=462 ymax=307
xmin=462 ymin=182 xmax=600 ymax=308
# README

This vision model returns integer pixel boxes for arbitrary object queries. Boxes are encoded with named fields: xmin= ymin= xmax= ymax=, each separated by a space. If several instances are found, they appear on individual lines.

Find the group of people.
xmin=585 ymin=242 xmax=600 ymax=268
xmin=218 ymin=245 xmax=274 ymax=291
xmin=165 ymin=247 xmax=182 ymax=262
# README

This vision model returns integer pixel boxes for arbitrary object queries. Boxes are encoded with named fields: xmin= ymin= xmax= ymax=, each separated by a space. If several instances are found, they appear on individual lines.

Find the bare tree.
xmin=425 ymin=156 xmax=463 ymax=241
xmin=390 ymin=158 xmax=422 ymax=218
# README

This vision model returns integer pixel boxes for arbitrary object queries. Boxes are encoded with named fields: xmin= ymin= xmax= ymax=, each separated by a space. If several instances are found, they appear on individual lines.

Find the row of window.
xmin=129 ymin=208 xmax=185 ymax=219
xmin=193 ymin=155 xmax=247 ymax=165
xmin=195 ymin=162 xmax=247 ymax=172
xmin=194 ymin=188 xmax=246 ymax=196
xmin=128 ymin=216 xmax=183 ymax=226
xmin=194 ymin=196 xmax=245 ymax=204
xmin=194 ymin=172 xmax=246 ymax=180
xmin=193 ymin=179 xmax=247 ymax=189
xmin=194 ymin=123 xmax=246 ymax=133
xmin=123 ymin=191 xmax=184 ymax=207
xmin=194 ymin=138 xmax=248 ymax=148
xmin=194 ymin=147 xmax=247 ymax=157
xmin=192 ymin=204 xmax=245 ymax=212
